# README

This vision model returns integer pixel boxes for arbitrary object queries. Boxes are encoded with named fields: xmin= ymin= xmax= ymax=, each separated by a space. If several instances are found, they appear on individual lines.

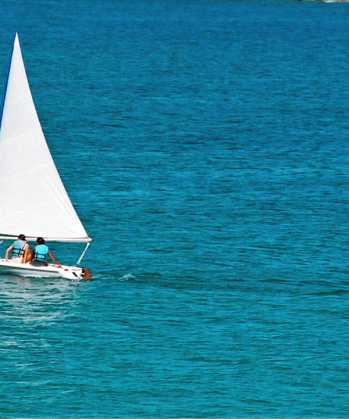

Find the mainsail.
xmin=0 ymin=33 xmax=91 ymax=242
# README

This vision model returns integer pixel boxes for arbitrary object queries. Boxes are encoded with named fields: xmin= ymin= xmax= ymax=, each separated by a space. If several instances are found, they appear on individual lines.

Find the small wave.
xmin=118 ymin=273 xmax=135 ymax=282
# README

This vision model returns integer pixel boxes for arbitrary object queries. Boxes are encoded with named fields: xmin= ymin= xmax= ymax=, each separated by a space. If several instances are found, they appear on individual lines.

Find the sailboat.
xmin=0 ymin=33 xmax=92 ymax=280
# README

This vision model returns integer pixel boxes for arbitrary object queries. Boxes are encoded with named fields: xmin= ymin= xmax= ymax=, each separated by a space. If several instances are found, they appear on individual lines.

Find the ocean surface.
xmin=0 ymin=0 xmax=349 ymax=417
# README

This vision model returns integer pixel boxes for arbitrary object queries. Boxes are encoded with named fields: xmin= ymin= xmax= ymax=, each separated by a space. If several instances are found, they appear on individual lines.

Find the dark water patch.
xmin=314 ymin=289 xmax=349 ymax=297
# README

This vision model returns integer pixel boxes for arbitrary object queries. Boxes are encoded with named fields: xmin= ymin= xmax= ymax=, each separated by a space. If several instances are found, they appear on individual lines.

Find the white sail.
xmin=0 ymin=33 xmax=91 ymax=242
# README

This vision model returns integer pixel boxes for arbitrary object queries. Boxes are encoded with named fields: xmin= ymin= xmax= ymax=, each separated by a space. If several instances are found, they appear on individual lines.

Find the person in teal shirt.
xmin=5 ymin=234 xmax=30 ymax=263
xmin=31 ymin=237 xmax=62 ymax=267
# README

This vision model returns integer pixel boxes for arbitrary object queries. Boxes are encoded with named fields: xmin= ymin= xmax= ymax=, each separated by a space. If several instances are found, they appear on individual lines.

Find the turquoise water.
xmin=1 ymin=0 xmax=349 ymax=416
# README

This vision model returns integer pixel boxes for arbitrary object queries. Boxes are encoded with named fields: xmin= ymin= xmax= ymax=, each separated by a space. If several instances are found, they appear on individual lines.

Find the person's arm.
xmin=48 ymin=250 xmax=62 ymax=268
xmin=5 ymin=245 xmax=13 ymax=260
xmin=23 ymin=243 xmax=30 ymax=263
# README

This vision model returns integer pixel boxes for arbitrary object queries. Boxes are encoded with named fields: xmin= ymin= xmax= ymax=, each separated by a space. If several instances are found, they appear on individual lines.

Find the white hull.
xmin=0 ymin=259 xmax=90 ymax=280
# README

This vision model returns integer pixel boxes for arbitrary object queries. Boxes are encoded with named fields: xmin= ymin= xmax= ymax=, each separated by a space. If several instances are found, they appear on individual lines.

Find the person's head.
xmin=18 ymin=234 xmax=26 ymax=241
xmin=36 ymin=237 xmax=45 ymax=245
